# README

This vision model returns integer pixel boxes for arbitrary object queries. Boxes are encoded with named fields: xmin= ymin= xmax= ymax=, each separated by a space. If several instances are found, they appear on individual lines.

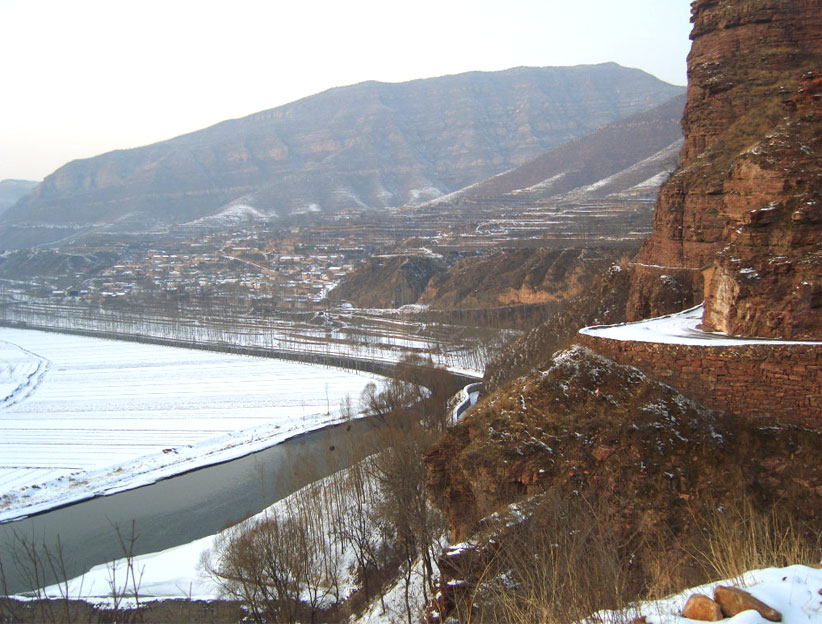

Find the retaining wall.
xmin=577 ymin=332 xmax=822 ymax=429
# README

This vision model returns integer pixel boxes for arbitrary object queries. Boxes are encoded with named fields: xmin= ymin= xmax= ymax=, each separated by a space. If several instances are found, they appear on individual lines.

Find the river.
xmin=0 ymin=415 xmax=381 ymax=595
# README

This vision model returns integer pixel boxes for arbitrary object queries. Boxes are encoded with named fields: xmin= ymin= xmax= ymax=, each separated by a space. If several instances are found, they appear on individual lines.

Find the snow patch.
xmin=518 ymin=172 xmax=567 ymax=193
xmin=186 ymin=203 xmax=271 ymax=226
xmin=590 ymin=565 xmax=822 ymax=624
xmin=0 ymin=328 xmax=380 ymax=522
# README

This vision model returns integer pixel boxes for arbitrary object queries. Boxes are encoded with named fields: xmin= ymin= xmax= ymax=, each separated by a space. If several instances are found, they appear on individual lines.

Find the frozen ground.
xmin=0 ymin=327 xmax=380 ymax=522
xmin=581 ymin=304 xmax=822 ymax=346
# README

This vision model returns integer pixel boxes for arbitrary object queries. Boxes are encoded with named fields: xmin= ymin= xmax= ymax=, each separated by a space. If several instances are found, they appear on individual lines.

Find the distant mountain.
xmin=0 ymin=64 xmax=683 ymax=249
xmin=423 ymin=93 xmax=686 ymax=208
xmin=0 ymin=179 xmax=38 ymax=215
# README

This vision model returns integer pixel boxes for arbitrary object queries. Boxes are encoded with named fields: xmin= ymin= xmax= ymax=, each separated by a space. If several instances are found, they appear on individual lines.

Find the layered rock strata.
xmin=627 ymin=0 xmax=822 ymax=338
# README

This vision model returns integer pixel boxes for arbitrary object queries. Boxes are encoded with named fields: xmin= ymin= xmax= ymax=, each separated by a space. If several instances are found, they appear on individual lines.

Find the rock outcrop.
xmin=424 ymin=345 xmax=822 ymax=619
xmin=627 ymin=0 xmax=822 ymax=339
xmin=713 ymin=585 xmax=783 ymax=622
xmin=418 ymin=246 xmax=631 ymax=310
xmin=682 ymin=594 xmax=724 ymax=621
xmin=425 ymin=345 xmax=822 ymax=544
xmin=327 ymin=254 xmax=447 ymax=308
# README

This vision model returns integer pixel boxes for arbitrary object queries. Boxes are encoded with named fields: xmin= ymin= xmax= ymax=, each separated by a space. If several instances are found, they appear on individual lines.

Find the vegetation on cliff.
xmin=425 ymin=346 xmax=822 ymax=621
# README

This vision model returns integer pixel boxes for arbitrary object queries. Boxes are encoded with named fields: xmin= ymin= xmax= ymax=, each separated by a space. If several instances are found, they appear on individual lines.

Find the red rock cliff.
xmin=627 ymin=0 xmax=822 ymax=338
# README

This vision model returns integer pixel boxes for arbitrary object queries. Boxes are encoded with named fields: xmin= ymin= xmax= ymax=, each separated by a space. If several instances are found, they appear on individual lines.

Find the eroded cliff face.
xmin=627 ymin=0 xmax=822 ymax=338
xmin=417 ymin=247 xmax=631 ymax=310
xmin=702 ymin=71 xmax=822 ymax=338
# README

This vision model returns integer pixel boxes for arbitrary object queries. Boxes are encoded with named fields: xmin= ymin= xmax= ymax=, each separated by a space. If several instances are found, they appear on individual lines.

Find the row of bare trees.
xmin=0 ymin=290 xmax=495 ymax=372
xmin=0 ymin=522 xmax=143 ymax=624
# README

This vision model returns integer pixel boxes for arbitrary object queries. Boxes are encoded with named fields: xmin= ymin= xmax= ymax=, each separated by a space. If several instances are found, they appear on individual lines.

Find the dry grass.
xmin=442 ymin=488 xmax=822 ymax=624
xmin=695 ymin=497 xmax=822 ymax=585
xmin=450 ymin=493 xmax=638 ymax=624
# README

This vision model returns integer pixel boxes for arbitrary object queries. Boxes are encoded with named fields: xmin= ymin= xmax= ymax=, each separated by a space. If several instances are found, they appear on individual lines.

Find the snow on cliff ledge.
xmin=580 ymin=305 xmax=822 ymax=347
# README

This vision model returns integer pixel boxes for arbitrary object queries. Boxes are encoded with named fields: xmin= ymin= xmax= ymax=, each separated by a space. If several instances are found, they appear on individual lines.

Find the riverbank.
xmin=0 ymin=326 xmax=385 ymax=524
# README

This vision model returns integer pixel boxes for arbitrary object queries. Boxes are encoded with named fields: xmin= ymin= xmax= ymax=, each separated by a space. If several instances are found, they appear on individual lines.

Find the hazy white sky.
xmin=0 ymin=0 xmax=693 ymax=182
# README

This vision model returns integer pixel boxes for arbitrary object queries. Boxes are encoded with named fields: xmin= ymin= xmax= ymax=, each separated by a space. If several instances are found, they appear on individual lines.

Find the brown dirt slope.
xmin=483 ymin=257 xmax=633 ymax=389
xmin=328 ymin=254 xmax=447 ymax=308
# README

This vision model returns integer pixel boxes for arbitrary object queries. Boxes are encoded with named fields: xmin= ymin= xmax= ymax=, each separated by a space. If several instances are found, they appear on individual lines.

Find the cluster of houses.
xmin=50 ymin=224 xmax=376 ymax=311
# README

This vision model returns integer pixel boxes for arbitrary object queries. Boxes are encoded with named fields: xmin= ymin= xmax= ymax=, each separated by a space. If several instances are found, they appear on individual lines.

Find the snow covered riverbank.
xmin=0 ymin=327 xmax=381 ymax=523
xmin=595 ymin=565 xmax=822 ymax=624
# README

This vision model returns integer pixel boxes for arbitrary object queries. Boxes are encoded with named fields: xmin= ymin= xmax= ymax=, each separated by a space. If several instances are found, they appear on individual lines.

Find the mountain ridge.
xmin=2 ymin=64 xmax=683 ymax=250
xmin=0 ymin=179 xmax=38 ymax=215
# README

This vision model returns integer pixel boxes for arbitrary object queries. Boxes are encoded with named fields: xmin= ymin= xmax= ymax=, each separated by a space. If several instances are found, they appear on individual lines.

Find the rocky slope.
xmin=424 ymin=93 xmax=685 ymax=208
xmin=627 ymin=0 xmax=822 ymax=339
xmin=327 ymin=253 xmax=447 ymax=309
xmin=330 ymin=243 xmax=636 ymax=318
xmin=1 ymin=64 xmax=682 ymax=250
xmin=425 ymin=346 xmax=822 ymax=617
xmin=482 ymin=257 xmax=633 ymax=389
xmin=418 ymin=246 xmax=631 ymax=310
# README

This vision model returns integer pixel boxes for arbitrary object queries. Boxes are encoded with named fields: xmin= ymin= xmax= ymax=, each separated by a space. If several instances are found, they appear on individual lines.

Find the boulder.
xmin=682 ymin=593 xmax=724 ymax=621
xmin=714 ymin=585 xmax=782 ymax=622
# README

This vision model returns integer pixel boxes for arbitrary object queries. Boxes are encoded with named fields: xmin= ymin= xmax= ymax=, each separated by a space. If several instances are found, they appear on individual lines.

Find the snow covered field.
xmin=0 ymin=327 xmax=380 ymax=522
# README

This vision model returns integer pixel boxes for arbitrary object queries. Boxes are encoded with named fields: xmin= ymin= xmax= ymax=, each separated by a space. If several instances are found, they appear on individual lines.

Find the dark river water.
xmin=0 ymin=416 xmax=380 ymax=595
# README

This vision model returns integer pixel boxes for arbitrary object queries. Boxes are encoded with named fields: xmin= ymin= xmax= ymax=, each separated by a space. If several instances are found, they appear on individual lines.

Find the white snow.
xmin=519 ymin=171 xmax=567 ymax=193
xmin=580 ymin=172 xmax=619 ymax=192
xmin=591 ymin=565 xmax=822 ymax=624
xmin=353 ymin=557 xmax=430 ymax=624
xmin=580 ymin=304 xmax=822 ymax=346
xmin=628 ymin=170 xmax=670 ymax=190
xmin=186 ymin=203 xmax=271 ymax=225
xmin=0 ymin=327 xmax=381 ymax=522
xmin=406 ymin=186 xmax=444 ymax=205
